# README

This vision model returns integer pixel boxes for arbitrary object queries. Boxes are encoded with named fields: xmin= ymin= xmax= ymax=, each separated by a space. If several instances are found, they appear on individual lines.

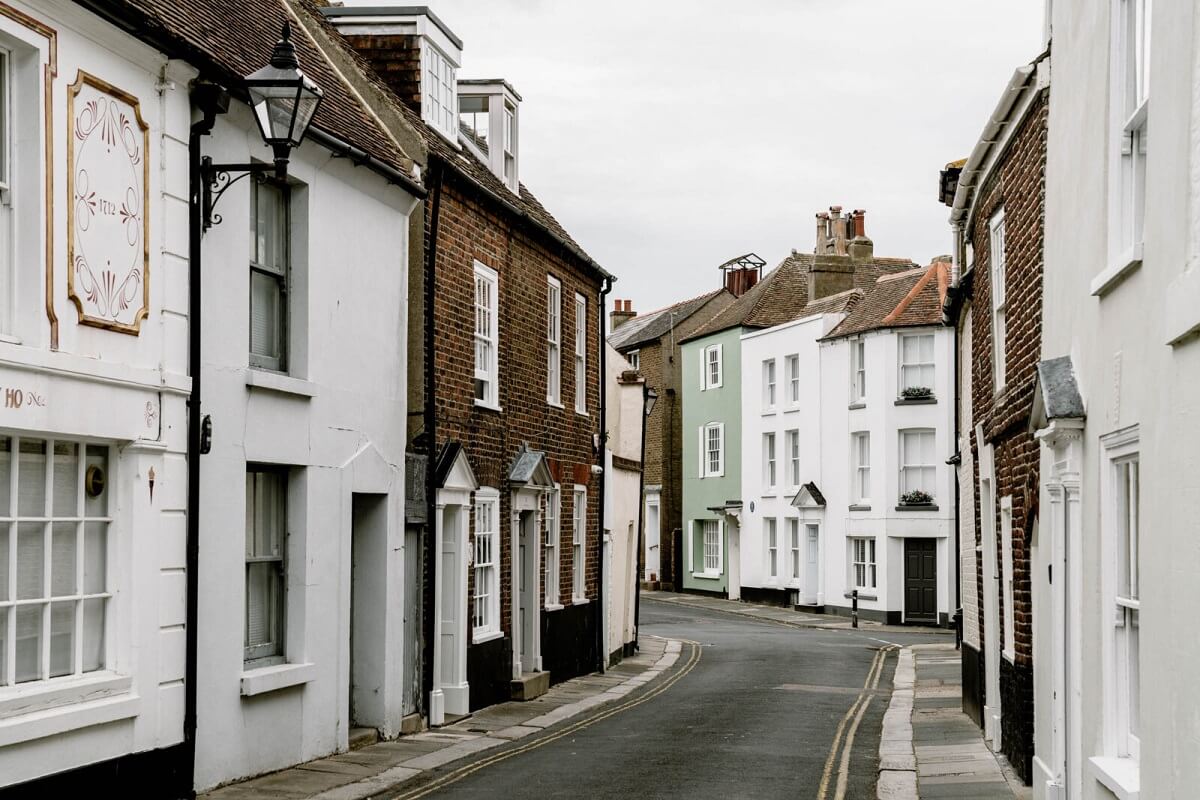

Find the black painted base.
xmin=999 ymin=656 xmax=1035 ymax=785
xmin=542 ymin=602 xmax=598 ymax=685
xmin=961 ymin=641 xmax=984 ymax=727
xmin=468 ymin=634 xmax=512 ymax=711
xmin=739 ymin=586 xmax=792 ymax=607
xmin=0 ymin=743 xmax=191 ymax=799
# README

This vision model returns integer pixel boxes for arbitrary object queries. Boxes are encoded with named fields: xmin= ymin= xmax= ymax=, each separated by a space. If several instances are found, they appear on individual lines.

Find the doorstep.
xmin=200 ymin=636 xmax=678 ymax=800
xmin=510 ymin=670 xmax=550 ymax=701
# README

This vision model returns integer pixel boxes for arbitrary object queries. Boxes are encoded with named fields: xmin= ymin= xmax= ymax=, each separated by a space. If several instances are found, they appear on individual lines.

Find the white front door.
xmin=981 ymin=475 xmax=1003 ymax=747
xmin=804 ymin=525 xmax=819 ymax=605
xmin=726 ymin=520 xmax=741 ymax=601
xmin=645 ymin=497 xmax=660 ymax=581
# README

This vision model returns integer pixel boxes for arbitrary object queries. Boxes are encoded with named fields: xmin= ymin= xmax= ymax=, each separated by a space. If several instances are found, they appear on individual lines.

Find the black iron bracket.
xmin=200 ymin=156 xmax=286 ymax=231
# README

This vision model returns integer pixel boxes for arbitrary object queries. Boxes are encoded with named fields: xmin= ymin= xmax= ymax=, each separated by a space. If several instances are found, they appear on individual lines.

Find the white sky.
xmin=347 ymin=0 xmax=1046 ymax=313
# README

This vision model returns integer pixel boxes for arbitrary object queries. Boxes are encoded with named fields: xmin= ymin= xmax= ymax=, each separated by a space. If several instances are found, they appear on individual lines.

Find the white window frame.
xmin=627 ymin=350 xmax=640 ymax=371
xmin=502 ymin=101 xmax=517 ymax=190
xmin=473 ymin=262 xmax=500 ymax=409
xmin=544 ymin=484 xmax=561 ymax=608
xmin=1101 ymin=0 xmax=1150 ymax=291
xmin=765 ymin=518 xmax=778 ymax=582
xmin=850 ymin=338 xmax=866 ymax=403
xmin=1000 ymin=495 xmax=1015 ymax=661
xmin=421 ymin=44 xmax=458 ymax=141
xmin=898 ymin=333 xmax=936 ymax=395
xmin=572 ymin=486 xmax=587 ymax=602
xmin=899 ymin=429 xmax=937 ymax=503
xmin=699 ymin=519 xmax=722 ymax=575
xmin=0 ymin=48 xmax=11 ymax=337
xmin=762 ymin=358 xmax=777 ymax=412
xmin=990 ymin=209 xmax=1008 ymax=393
xmin=574 ymin=293 xmax=587 ymax=414
xmin=788 ymin=518 xmax=801 ymax=584
xmin=245 ymin=466 xmax=288 ymax=665
xmin=700 ymin=422 xmax=724 ymax=478
xmin=546 ymin=276 xmax=561 ymax=406
xmin=701 ymin=343 xmax=723 ymax=389
xmin=786 ymin=429 xmax=800 ymax=489
xmin=0 ymin=436 xmax=113 ymax=686
xmin=850 ymin=537 xmax=877 ymax=591
xmin=786 ymin=354 xmax=800 ymax=407
xmin=473 ymin=490 xmax=500 ymax=637
xmin=249 ymin=178 xmax=290 ymax=373
xmin=763 ymin=432 xmax=776 ymax=492
xmin=852 ymin=432 xmax=871 ymax=505
xmin=1100 ymin=426 xmax=1140 ymax=763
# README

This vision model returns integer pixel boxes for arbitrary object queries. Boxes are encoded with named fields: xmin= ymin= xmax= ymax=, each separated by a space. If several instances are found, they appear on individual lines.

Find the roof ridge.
xmin=632 ymin=287 xmax=724 ymax=320
xmin=877 ymin=266 xmax=928 ymax=283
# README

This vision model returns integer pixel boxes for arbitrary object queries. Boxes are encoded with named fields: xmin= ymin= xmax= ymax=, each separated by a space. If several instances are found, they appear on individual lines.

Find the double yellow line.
xmin=816 ymin=644 xmax=896 ymax=800
xmin=391 ymin=639 xmax=702 ymax=800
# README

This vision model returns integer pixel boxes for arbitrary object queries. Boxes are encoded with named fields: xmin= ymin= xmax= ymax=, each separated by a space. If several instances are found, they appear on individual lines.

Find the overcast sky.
xmin=349 ymin=0 xmax=1045 ymax=314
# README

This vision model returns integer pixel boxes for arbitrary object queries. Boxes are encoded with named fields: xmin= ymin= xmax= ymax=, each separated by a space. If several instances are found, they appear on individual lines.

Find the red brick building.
xmin=941 ymin=51 xmax=1049 ymax=783
xmin=326 ymin=8 xmax=612 ymax=722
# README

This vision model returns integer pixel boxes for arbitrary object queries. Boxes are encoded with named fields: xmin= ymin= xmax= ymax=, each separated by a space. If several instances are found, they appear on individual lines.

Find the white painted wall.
xmin=192 ymin=103 xmax=416 ymax=790
xmin=603 ymin=345 xmax=641 ymax=659
xmin=0 ymin=2 xmax=194 ymax=785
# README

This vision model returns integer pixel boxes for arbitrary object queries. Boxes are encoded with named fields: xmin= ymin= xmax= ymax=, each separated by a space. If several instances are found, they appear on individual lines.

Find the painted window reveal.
xmin=786 ymin=429 xmax=800 ymax=488
xmin=246 ymin=467 xmax=286 ymax=664
xmin=765 ymin=518 xmax=778 ymax=580
xmin=789 ymin=518 xmax=801 ymax=581
xmin=899 ymin=333 xmax=935 ymax=394
xmin=473 ymin=493 xmax=499 ymax=635
xmin=544 ymin=484 xmax=560 ymax=606
xmin=850 ymin=338 xmax=866 ymax=402
xmin=899 ymin=429 xmax=936 ymax=503
xmin=67 ymin=73 xmax=151 ymax=334
xmin=990 ymin=209 xmax=1008 ymax=391
xmin=701 ymin=343 xmax=722 ymax=389
xmin=701 ymin=519 xmax=721 ymax=574
xmin=572 ymin=487 xmax=587 ymax=601
xmin=421 ymin=44 xmax=457 ymax=140
xmin=1110 ymin=0 xmax=1149 ymax=268
xmin=503 ymin=102 xmax=517 ymax=189
xmin=474 ymin=262 xmax=499 ymax=407
xmin=763 ymin=358 xmax=777 ymax=410
xmin=763 ymin=432 xmax=776 ymax=490
xmin=0 ymin=437 xmax=110 ymax=685
xmin=786 ymin=354 xmax=800 ymax=406
xmin=853 ymin=432 xmax=871 ymax=504
xmin=0 ymin=51 xmax=9 ymax=336
xmin=701 ymin=422 xmax=724 ymax=478
xmin=574 ymin=293 xmax=587 ymax=413
xmin=851 ymin=537 xmax=877 ymax=590
xmin=546 ymin=276 xmax=561 ymax=405
xmin=249 ymin=179 xmax=290 ymax=372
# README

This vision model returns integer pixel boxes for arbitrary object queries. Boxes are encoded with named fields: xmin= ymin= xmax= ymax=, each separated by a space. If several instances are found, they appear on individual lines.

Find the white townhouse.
xmin=812 ymin=263 xmax=955 ymax=625
xmin=1029 ymin=1 xmax=1200 ymax=798
xmin=0 ymin=0 xmax=426 ymax=795
xmin=738 ymin=290 xmax=861 ymax=607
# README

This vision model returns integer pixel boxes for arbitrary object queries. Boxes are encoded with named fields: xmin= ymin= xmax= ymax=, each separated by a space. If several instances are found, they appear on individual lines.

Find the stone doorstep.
xmin=510 ymin=670 xmax=551 ymax=701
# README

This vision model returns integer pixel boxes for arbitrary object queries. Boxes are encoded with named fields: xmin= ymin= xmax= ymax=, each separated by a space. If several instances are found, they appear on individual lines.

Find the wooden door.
xmin=904 ymin=538 xmax=938 ymax=623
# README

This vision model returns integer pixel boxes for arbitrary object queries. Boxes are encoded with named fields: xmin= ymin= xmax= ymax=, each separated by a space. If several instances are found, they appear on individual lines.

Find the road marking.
xmin=833 ymin=646 xmax=892 ymax=800
xmin=815 ymin=645 xmax=893 ymax=800
xmin=390 ymin=639 xmax=702 ymax=799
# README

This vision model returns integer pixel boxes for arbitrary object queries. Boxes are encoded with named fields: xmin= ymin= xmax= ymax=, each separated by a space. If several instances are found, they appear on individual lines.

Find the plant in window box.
xmin=900 ymin=489 xmax=934 ymax=506
xmin=900 ymin=386 xmax=934 ymax=400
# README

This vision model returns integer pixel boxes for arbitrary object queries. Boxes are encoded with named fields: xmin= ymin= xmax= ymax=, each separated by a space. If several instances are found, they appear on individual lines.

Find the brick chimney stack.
xmin=815 ymin=206 xmax=851 ymax=255
xmin=610 ymin=299 xmax=636 ymax=330
xmin=848 ymin=209 xmax=874 ymax=262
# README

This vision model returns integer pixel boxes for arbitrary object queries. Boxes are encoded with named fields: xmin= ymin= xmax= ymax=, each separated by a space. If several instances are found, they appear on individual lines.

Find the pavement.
xmin=877 ymin=642 xmax=1030 ymax=799
xmin=643 ymin=590 xmax=891 ymax=631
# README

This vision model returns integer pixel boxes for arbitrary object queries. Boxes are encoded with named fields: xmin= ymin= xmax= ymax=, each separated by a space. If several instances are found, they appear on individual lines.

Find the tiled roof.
xmin=608 ymin=289 xmax=730 ymax=351
xmin=823 ymin=261 xmax=951 ymax=340
xmin=103 ymin=0 xmax=416 ymax=176
xmin=681 ymin=252 xmax=916 ymax=343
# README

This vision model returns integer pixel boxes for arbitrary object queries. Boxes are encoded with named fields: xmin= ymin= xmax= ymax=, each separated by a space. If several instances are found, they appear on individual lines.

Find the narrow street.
xmin=394 ymin=597 xmax=948 ymax=800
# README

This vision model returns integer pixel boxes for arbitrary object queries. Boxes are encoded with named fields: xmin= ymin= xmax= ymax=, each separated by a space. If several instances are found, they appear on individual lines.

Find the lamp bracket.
xmin=200 ymin=156 xmax=287 ymax=231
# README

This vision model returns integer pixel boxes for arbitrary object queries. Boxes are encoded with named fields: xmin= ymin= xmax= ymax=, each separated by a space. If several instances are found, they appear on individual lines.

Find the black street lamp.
xmin=644 ymin=386 xmax=659 ymax=417
xmin=198 ymin=22 xmax=324 ymax=231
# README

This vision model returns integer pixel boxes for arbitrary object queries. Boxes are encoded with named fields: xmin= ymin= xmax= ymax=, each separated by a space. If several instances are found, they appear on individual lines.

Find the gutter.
xmin=597 ymin=275 xmax=615 ymax=671
xmin=307 ymin=127 xmax=426 ymax=198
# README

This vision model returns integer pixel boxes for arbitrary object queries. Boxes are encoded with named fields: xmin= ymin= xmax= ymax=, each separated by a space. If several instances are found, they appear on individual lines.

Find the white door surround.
xmin=645 ymin=492 xmax=661 ymax=582
xmin=430 ymin=445 xmax=477 ymax=726
xmin=804 ymin=523 xmax=820 ymax=606
xmin=511 ymin=489 xmax=543 ymax=678
xmin=978 ymin=430 xmax=1003 ymax=748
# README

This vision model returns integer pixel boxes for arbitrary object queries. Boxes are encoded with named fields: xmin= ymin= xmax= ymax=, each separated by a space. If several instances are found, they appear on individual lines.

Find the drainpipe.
xmin=597 ymin=275 xmax=614 ymax=671
xmin=183 ymin=85 xmax=224 ymax=795
xmin=422 ymin=160 xmax=444 ymax=715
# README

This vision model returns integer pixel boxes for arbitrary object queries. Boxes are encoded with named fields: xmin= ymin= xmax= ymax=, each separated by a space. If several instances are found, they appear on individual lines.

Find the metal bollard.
xmin=851 ymin=589 xmax=859 ymax=628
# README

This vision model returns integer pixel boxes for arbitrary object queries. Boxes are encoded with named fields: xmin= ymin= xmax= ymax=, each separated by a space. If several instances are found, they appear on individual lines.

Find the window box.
xmin=899 ymin=386 xmax=934 ymax=400
xmin=848 ymin=402 xmax=866 ymax=410
xmin=896 ymin=503 xmax=939 ymax=512
xmin=900 ymin=489 xmax=933 ymax=506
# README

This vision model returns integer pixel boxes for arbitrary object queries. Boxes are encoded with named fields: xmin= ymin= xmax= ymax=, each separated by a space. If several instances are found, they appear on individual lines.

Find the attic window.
xmin=422 ymin=46 xmax=457 ymax=140
xmin=503 ymin=102 xmax=516 ymax=187
xmin=459 ymin=95 xmax=488 ymax=153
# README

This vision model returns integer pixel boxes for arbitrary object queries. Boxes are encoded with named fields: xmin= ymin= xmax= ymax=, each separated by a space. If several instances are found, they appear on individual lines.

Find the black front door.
xmin=904 ymin=538 xmax=938 ymax=623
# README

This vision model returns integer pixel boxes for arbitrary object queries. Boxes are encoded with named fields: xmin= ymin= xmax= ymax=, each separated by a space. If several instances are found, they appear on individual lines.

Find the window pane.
xmin=83 ymin=521 xmax=107 ymax=595
xmin=1129 ymin=608 xmax=1140 ymax=737
xmin=250 ymin=271 xmax=283 ymax=360
xmin=49 ymin=601 xmax=75 ymax=678
xmin=0 ymin=436 xmax=10 ymax=516
xmin=52 ymin=442 xmax=79 ymax=517
xmin=0 ymin=525 xmax=6 ymax=601
xmin=246 ymin=561 xmax=276 ymax=648
xmin=51 ymin=522 xmax=77 ymax=596
xmin=18 ymin=439 xmax=46 ymax=517
xmin=82 ymin=597 xmax=105 ymax=672
xmin=15 ymin=604 xmax=42 ymax=682
xmin=84 ymin=446 xmax=108 ymax=517
xmin=16 ymin=522 xmax=43 ymax=600
xmin=0 ymin=611 xmax=6 ymax=684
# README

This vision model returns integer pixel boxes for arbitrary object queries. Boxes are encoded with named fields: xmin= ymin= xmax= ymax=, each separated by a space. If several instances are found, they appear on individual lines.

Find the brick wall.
xmin=965 ymin=91 xmax=1047 ymax=784
xmin=341 ymin=33 xmax=423 ymax=115
xmin=429 ymin=172 xmax=603 ymax=645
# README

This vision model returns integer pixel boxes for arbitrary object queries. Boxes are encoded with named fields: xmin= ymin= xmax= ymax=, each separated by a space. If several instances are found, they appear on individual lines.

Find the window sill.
xmin=544 ymin=603 xmax=565 ymax=612
xmin=1003 ymin=649 xmax=1015 ymax=664
xmin=245 ymin=368 xmax=317 ymax=398
xmin=848 ymin=401 xmax=866 ymax=410
xmin=895 ymin=397 xmax=936 ymax=405
xmin=0 ymin=672 xmax=132 ymax=721
xmin=1090 ymin=245 xmax=1143 ymax=297
xmin=762 ymin=490 xmax=777 ymax=498
xmin=547 ymin=399 xmax=564 ymax=409
xmin=848 ymin=504 xmax=871 ymax=512
xmin=240 ymin=661 xmax=316 ymax=697
xmin=1165 ymin=265 xmax=1200 ymax=346
xmin=1089 ymin=756 xmax=1139 ymax=800
xmin=895 ymin=504 xmax=939 ymax=512
xmin=0 ymin=674 xmax=138 ymax=747
xmin=0 ymin=334 xmax=21 ymax=345
xmin=761 ymin=409 xmax=777 ymax=417
xmin=691 ymin=572 xmax=722 ymax=580
xmin=472 ymin=629 xmax=504 ymax=644
xmin=575 ymin=409 xmax=589 ymax=418
xmin=783 ymin=406 xmax=800 ymax=414
xmin=844 ymin=591 xmax=878 ymax=601
xmin=572 ymin=597 xmax=590 ymax=606
xmin=474 ymin=399 xmax=503 ymax=413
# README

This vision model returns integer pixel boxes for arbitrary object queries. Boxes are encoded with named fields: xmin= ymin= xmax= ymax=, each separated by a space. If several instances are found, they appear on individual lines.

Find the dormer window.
xmin=421 ymin=45 xmax=457 ymax=141
xmin=458 ymin=80 xmax=521 ymax=193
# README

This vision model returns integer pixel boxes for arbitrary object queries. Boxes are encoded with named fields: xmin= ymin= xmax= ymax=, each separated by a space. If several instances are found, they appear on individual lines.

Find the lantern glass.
xmin=246 ymin=68 xmax=322 ymax=148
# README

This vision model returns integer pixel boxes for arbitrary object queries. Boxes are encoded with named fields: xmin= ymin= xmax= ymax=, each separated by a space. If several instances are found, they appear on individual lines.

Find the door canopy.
xmin=508 ymin=443 xmax=555 ymax=491
xmin=435 ymin=441 xmax=479 ymax=492
xmin=791 ymin=482 xmax=826 ymax=509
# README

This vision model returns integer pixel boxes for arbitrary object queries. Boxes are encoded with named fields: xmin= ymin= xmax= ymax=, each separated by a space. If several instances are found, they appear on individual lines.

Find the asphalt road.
xmin=401 ymin=597 xmax=947 ymax=800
